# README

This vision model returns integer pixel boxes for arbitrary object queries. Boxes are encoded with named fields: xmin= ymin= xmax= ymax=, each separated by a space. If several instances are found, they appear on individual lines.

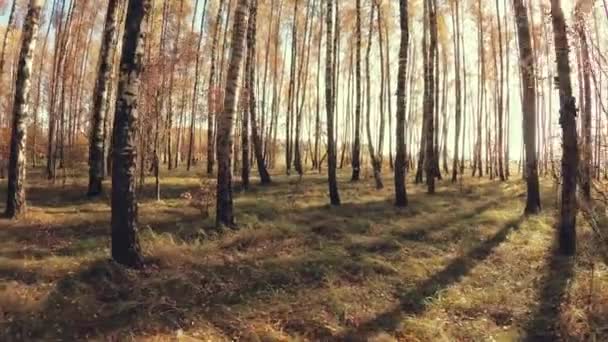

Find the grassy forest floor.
xmin=0 ymin=166 xmax=607 ymax=341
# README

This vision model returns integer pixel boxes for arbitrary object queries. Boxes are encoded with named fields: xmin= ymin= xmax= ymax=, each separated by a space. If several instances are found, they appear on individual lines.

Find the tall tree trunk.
xmin=383 ymin=17 xmax=393 ymax=171
xmin=285 ymin=0 xmax=298 ymax=175
xmin=32 ymin=0 xmax=58 ymax=169
xmin=450 ymin=0 xmax=461 ymax=182
xmin=246 ymin=0 xmax=270 ymax=185
xmin=423 ymin=0 xmax=437 ymax=194
xmin=207 ymin=0 xmax=225 ymax=175
xmin=513 ymin=0 xmax=541 ymax=214
xmin=395 ymin=0 xmax=409 ymax=207
xmin=313 ymin=2 xmax=324 ymax=170
xmin=326 ymin=0 xmax=340 ymax=205
xmin=550 ymin=0 xmax=578 ymax=256
xmin=364 ymin=2 xmax=382 ymax=189
xmin=111 ymin=0 xmax=150 ymax=268
xmin=375 ymin=0 xmax=387 ymax=176
xmin=294 ymin=0 xmax=313 ymax=176
xmin=187 ymin=0 xmax=209 ymax=171
xmin=0 ymin=0 xmax=17 ymax=178
xmin=495 ymin=0 xmax=505 ymax=181
xmin=166 ymin=0 xmax=185 ymax=170
xmin=475 ymin=0 xmax=484 ymax=178
xmin=259 ymin=0 xmax=275 ymax=163
xmin=88 ymin=0 xmax=121 ymax=197
xmin=4 ymin=0 xmax=44 ymax=218
xmin=241 ymin=60 xmax=250 ymax=189
xmin=46 ymin=0 xmax=65 ymax=180
xmin=460 ymin=13 xmax=467 ymax=175
xmin=216 ymin=0 xmax=249 ymax=227
xmin=577 ymin=11 xmax=592 ymax=200
xmin=504 ymin=3 xmax=511 ymax=179
xmin=440 ymin=45 xmax=448 ymax=175
xmin=351 ymin=0 xmax=362 ymax=181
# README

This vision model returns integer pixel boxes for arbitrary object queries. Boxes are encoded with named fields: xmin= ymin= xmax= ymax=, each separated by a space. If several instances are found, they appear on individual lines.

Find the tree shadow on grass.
xmin=0 ymin=179 xmax=199 ymax=212
xmin=0 ymin=247 xmax=403 ymax=340
xmin=0 ymin=211 xmax=208 ymax=286
xmin=336 ymin=216 xmax=524 ymax=341
xmin=522 ymin=245 xmax=575 ymax=341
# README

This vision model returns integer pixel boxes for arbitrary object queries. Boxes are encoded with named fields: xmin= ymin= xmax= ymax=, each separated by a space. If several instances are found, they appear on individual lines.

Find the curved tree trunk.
xmin=216 ymin=0 xmax=250 ymax=227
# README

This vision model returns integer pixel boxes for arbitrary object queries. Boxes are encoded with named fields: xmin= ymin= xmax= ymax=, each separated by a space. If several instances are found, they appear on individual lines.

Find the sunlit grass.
xmin=0 ymin=166 xmax=606 ymax=340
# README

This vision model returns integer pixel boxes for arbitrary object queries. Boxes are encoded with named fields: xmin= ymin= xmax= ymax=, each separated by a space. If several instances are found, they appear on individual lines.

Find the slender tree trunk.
xmin=351 ymin=0 xmax=362 ymax=182
xmin=423 ymin=0 xmax=437 ymax=194
xmin=577 ymin=12 xmax=592 ymax=200
xmin=550 ymin=0 xmax=578 ymax=256
xmin=187 ymin=0 xmax=209 ymax=171
xmin=32 ymin=0 xmax=58 ymax=169
xmin=241 ymin=60 xmax=250 ymax=189
xmin=504 ymin=3 xmax=511 ymax=179
xmin=285 ymin=0 xmax=298 ymax=175
xmin=450 ymin=0 xmax=461 ymax=182
xmin=259 ymin=0 xmax=275 ymax=162
xmin=326 ymin=0 xmax=340 ymax=205
xmin=207 ymin=0 xmax=225 ymax=175
xmin=246 ymin=0 xmax=270 ymax=185
xmin=313 ymin=2 xmax=324 ymax=170
xmin=165 ymin=0 xmax=184 ymax=170
xmin=364 ymin=3 xmax=382 ymax=189
xmin=376 ymin=0 xmax=386 ymax=173
xmin=475 ymin=0 xmax=484 ymax=178
xmin=440 ymin=45 xmax=448 ymax=175
xmin=460 ymin=11 xmax=467 ymax=175
xmin=88 ymin=0 xmax=121 ymax=196
xmin=216 ymin=0 xmax=249 ymax=227
xmin=513 ymin=0 xmax=541 ymax=214
xmin=395 ymin=0 xmax=409 ymax=207
xmin=46 ymin=1 xmax=67 ymax=181
xmin=383 ymin=18 xmax=393 ymax=171
xmin=496 ymin=0 xmax=505 ymax=181
xmin=294 ymin=0 xmax=313 ymax=176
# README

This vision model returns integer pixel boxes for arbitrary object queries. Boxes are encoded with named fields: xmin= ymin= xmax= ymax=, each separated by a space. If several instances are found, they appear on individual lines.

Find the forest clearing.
xmin=1 ymin=0 xmax=608 ymax=340
xmin=0 ymin=168 xmax=606 ymax=341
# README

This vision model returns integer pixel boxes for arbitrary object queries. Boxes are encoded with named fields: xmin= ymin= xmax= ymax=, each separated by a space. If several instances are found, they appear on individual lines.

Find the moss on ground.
xmin=0 ymin=167 xmax=606 ymax=341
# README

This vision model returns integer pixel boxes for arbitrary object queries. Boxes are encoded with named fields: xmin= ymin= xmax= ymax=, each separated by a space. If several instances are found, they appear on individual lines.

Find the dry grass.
xmin=0 ymin=166 xmax=606 ymax=341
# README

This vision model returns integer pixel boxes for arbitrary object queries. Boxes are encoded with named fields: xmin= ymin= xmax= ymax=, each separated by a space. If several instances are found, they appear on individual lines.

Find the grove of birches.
xmin=0 ymin=0 xmax=608 ymax=340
